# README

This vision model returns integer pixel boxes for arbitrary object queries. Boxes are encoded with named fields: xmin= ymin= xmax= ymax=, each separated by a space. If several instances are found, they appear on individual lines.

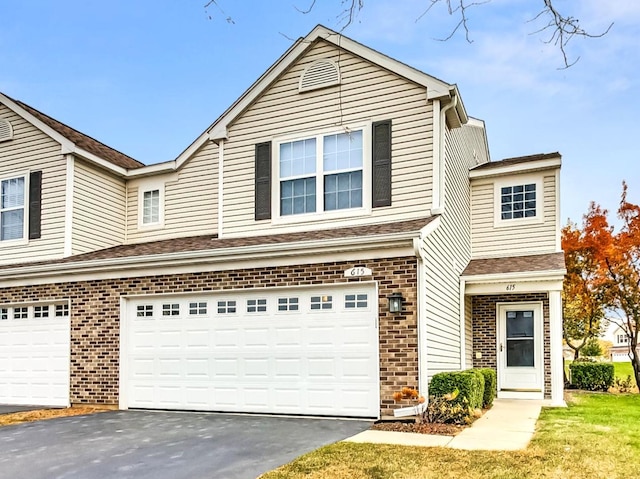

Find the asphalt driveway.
xmin=0 ymin=410 xmax=372 ymax=479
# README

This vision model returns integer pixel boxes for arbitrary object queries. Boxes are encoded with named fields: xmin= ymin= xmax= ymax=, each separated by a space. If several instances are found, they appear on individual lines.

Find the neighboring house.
xmin=604 ymin=323 xmax=638 ymax=363
xmin=0 ymin=25 xmax=565 ymax=417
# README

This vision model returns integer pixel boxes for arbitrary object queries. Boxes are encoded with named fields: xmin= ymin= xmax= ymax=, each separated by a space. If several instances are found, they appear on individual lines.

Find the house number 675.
xmin=506 ymin=284 xmax=516 ymax=291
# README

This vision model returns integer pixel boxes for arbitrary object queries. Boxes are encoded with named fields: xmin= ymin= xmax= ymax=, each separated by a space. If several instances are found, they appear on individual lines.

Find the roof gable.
xmin=0 ymin=93 xmax=144 ymax=172
xmin=169 ymin=24 xmax=467 ymax=170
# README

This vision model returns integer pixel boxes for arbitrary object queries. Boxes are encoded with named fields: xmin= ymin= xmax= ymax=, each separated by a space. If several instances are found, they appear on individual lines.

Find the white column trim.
xmin=549 ymin=290 xmax=566 ymax=406
xmin=63 ymin=154 xmax=75 ymax=257
xmin=218 ymin=139 xmax=224 ymax=238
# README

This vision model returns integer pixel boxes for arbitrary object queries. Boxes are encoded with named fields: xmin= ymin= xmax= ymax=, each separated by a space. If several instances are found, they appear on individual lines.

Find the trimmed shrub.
xmin=569 ymin=362 xmax=614 ymax=391
xmin=473 ymin=368 xmax=497 ymax=408
xmin=429 ymin=371 xmax=484 ymax=410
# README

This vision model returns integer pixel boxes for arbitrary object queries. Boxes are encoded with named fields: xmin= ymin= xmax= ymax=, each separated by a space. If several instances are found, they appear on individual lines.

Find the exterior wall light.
xmin=388 ymin=292 xmax=404 ymax=313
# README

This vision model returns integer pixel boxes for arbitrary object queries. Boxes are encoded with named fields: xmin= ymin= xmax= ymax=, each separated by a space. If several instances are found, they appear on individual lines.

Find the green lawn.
xmin=260 ymin=392 xmax=640 ymax=479
xmin=613 ymin=361 xmax=634 ymax=380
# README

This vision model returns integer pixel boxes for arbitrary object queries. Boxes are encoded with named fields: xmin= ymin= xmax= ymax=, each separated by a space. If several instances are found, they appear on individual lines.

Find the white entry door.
xmin=497 ymin=302 xmax=543 ymax=396
xmin=121 ymin=284 xmax=380 ymax=418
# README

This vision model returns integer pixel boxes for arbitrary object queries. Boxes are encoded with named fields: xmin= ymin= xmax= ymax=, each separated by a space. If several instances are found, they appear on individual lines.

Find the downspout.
xmin=413 ymin=236 xmax=427 ymax=396
xmin=218 ymin=139 xmax=224 ymax=239
xmin=431 ymin=94 xmax=458 ymax=215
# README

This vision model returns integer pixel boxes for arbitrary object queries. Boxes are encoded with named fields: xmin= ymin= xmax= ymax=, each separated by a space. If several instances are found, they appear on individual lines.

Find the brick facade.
xmin=471 ymin=293 xmax=551 ymax=399
xmin=0 ymin=256 xmax=418 ymax=416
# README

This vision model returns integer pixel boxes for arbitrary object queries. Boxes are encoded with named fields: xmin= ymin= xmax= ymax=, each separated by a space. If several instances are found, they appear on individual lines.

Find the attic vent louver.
xmin=299 ymin=59 xmax=341 ymax=92
xmin=0 ymin=118 xmax=13 ymax=142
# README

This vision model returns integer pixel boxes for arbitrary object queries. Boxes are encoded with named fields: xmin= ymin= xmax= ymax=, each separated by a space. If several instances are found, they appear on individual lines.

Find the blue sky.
xmin=1 ymin=0 xmax=638 ymax=224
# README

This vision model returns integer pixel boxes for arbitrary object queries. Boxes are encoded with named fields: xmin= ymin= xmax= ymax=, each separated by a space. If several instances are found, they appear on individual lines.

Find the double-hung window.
xmin=278 ymin=129 xmax=364 ymax=217
xmin=142 ymin=189 xmax=160 ymax=225
xmin=1 ymin=176 xmax=25 ymax=241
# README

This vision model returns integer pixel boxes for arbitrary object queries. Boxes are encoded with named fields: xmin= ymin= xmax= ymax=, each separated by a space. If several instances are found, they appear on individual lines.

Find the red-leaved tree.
xmin=580 ymin=182 xmax=640 ymax=387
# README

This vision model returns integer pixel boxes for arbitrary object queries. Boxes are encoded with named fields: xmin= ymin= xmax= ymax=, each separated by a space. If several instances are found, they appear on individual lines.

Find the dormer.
xmin=469 ymin=153 xmax=562 ymax=259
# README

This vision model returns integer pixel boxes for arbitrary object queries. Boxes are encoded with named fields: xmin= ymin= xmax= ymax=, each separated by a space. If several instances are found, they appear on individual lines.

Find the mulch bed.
xmin=371 ymin=420 xmax=466 ymax=436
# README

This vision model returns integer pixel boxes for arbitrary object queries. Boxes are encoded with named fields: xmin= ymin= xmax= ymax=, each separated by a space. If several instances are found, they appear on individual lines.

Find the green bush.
xmin=429 ymin=371 xmax=484 ymax=410
xmin=473 ymin=368 xmax=497 ymax=408
xmin=581 ymin=339 xmax=603 ymax=357
xmin=569 ymin=362 xmax=614 ymax=391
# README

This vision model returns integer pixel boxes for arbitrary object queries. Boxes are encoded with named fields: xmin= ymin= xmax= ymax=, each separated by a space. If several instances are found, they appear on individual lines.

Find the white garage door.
xmin=122 ymin=284 xmax=379 ymax=418
xmin=0 ymin=303 xmax=70 ymax=407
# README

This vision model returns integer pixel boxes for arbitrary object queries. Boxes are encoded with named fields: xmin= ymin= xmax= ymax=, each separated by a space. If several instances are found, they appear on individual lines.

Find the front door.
xmin=497 ymin=303 xmax=543 ymax=394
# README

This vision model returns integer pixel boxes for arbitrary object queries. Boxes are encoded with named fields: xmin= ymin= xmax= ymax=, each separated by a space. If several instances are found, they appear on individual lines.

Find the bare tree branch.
xmin=207 ymin=0 xmax=613 ymax=68
xmin=530 ymin=0 xmax=613 ymax=69
xmin=204 ymin=0 xmax=235 ymax=24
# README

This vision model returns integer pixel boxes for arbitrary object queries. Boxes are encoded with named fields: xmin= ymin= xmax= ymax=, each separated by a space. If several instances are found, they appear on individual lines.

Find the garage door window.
xmin=14 ymin=307 xmax=28 ymax=319
xmin=247 ymin=299 xmax=267 ymax=313
xmin=136 ymin=305 xmax=153 ymax=318
xmin=34 ymin=305 xmax=50 ymax=318
xmin=189 ymin=302 xmax=208 ymax=315
xmin=217 ymin=300 xmax=236 ymax=314
xmin=0 ymin=308 xmax=7 ymax=320
xmin=345 ymin=294 xmax=368 ymax=308
xmin=310 ymin=295 xmax=332 ymax=310
xmin=278 ymin=297 xmax=299 ymax=311
xmin=162 ymin=304 xmax=180 ymax=316
xmin=55 ymin=304 xmax=69 ymax=317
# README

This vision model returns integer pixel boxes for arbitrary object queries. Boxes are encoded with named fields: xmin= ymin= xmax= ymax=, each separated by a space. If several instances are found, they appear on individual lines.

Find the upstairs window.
xmin=1 ymin=176 xmax=25 ymax=241
xmin=142 ymin=189 xmax=160 ymax=225
xmin=278 ymin=129 xmax=364 ymax=217
xmin=501 ymin=183 xmax=536 ymax=220
xmin=137 ymin=181 xmax=164 ymax=229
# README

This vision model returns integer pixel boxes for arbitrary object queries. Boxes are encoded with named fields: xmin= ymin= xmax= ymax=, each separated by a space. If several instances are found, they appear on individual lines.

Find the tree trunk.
xmin=630 ymin=336 xmax=640 ymax=390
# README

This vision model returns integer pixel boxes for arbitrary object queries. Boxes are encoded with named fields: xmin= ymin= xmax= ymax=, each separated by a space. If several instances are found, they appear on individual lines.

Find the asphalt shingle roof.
xmin=462 ymin=252 xmax=566 ymax=276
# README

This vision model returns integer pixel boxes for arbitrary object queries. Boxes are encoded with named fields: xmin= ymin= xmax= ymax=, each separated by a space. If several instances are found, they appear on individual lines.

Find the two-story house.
xmin=0 ymin=25 xmax=565 ymax=417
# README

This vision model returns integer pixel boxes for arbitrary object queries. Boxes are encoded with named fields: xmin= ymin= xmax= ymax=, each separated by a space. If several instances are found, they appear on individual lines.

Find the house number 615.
xmin=506 ymin=284 xmax=516 ymax=291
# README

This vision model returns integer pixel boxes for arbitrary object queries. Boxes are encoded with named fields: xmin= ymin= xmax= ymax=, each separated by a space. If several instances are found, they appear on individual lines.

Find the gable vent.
xmin=0 ymin=118 xmax=13 ymax=142
xmin=299 ymin=59 xmax=341 ymax=93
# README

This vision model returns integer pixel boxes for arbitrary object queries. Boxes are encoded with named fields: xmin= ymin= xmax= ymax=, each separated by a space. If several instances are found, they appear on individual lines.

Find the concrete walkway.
xmin=345 ymin=399 xmax=544 ymax=451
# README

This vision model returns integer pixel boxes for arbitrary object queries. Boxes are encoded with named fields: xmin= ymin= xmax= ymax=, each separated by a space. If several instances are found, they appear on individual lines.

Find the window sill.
xmin=493 ymin=216 xmax=544 ymax=229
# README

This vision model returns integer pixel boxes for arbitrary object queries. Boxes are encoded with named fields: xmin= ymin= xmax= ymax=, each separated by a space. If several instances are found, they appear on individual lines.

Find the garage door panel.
xmin=125 ymin=285 xmax=379 ymax=417
xmin=0 ymin=310 xmax=70 ymax=407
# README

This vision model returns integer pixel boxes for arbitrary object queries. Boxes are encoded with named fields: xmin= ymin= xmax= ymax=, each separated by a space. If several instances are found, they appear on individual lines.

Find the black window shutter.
xmin=255 ymin=142 xmax=272 ymax=220
xmin=372 ymin=120 xmax=392 ymax=207
xmin=28 ymin=170 xmax=42 ymax=240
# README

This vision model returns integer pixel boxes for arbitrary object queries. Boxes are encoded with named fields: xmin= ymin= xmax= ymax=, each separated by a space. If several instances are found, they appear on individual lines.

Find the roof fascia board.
xmin=462 ymin=269 xmax=566 ymax=283
xmin=1 ymin=93 xmax=130 ymax=177
xmin=125 ymin=160 xmax=177 ymax=179
xmin=0 ymin=230 xmax=420 ymax=281
xmin=469 ymin=158 xmax=561 ymax=179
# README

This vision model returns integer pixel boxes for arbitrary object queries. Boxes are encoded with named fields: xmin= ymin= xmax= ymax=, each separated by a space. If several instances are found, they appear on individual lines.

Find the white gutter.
xmin=431 ymin=94 xmax=458 ymax=215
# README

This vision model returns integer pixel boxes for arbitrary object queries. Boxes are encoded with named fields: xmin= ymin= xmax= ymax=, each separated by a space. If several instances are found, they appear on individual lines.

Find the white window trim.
xmin=137 ymin=181 xmax=165 ymax=229
xmin=493 ymin=174 xmax=543 ymax=228
xmin=271 ymin=124 xmax=372 ymax=224
xmin=0 ymin=171 xmax=29 ymax=244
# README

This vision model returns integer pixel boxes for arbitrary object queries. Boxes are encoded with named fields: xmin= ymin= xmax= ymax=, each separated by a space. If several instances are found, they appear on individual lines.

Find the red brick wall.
xmin=0 ymin=256 xmax=418 ymax=416
xmin=471 ymin=293 xmax=551 ymax=399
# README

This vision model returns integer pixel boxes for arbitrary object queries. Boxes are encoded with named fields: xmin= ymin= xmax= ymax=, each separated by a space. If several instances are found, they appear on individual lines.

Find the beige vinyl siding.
xmin=222 ymin=40 xmax=434 ymax=236
xmin=471 ymin=172 xmax=558 ymax=258
xmin=0 ymin=104 xmax=66 ymax=265
xmin=421 ymin=123 xmax=482 ymax=379
xmin=72 ymin=158 xmax=126 ymax=254
xmin=126 ymin=141 xmax=218 ymax=243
